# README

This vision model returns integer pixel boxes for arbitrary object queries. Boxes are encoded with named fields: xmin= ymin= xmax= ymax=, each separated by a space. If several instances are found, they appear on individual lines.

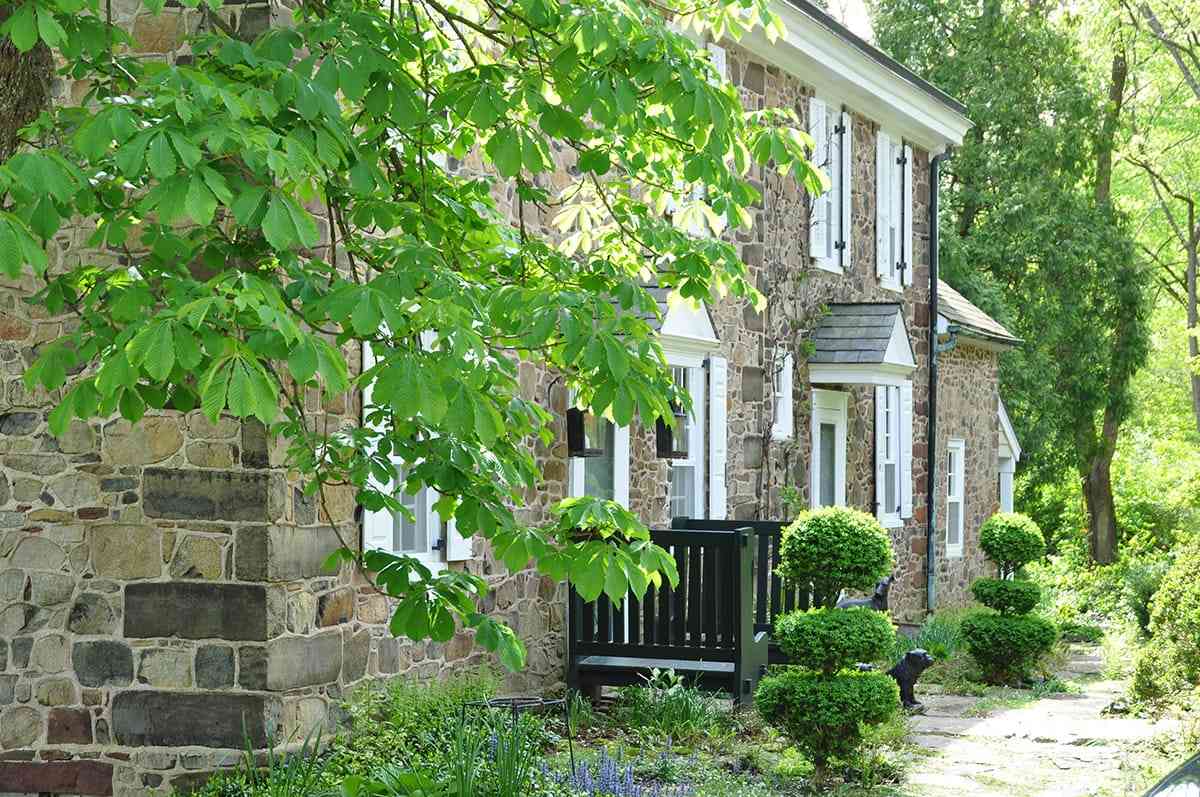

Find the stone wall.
xmin=929 ymin=341 xmax=1001 ymax=607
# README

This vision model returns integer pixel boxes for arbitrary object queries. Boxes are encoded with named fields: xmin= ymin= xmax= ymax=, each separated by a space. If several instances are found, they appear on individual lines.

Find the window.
xmin=998 ymin=457 xmax=1015 ymax=513
xmin=361 ymin=343 xmax=448 ymax=567
xmin=877 ymin=386 xmax=900 ymax=526
xmin=771 ymin=352 xmax=795 ymax=441
xmin=810 ymin=390 xmax=848 ymax=508
xmin=809 ymin=98 xmax=853 ymax=273
xmin=668 ymin=364 xmax=706 ymax=518
xmin=568 ymin=413 xmax=630 ymax=507
xmin=946 ymin=438 xmax=965 ymax=558
xmin=876 ymin=131 xmax=913 ymax=291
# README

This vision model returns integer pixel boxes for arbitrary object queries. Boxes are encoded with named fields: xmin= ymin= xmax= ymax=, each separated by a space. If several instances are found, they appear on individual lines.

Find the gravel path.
xmin=901 ymin=646 xmax=1181 ymax=796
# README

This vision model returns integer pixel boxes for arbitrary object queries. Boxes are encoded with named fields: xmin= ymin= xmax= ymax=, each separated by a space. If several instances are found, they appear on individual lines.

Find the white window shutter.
xmin=361 ymin=341 xmax=392 ymax=553
xmin=874 ymin=385 xmax=887 ymax=522
xmin=875 ymin=132 xmax=890 ymax=279
xmin=444 ymin=517 xmax=472 ymax=562
xmin=840 ymin=111 xmax=853 ymax=271
xmin=614 ymin=425 xmax=631 ymax=509
xmin=708 ymin=356 xmax=728 ymax=519
xmin=902 ymin=143 xmax=914 ymax=287
xmin=706 ymin=42 xmax=726 ymax=86
xmin=808 ymin=97 xmax=829 ymax=262
xmin=900 ymin=381 xmax=914 ymax=518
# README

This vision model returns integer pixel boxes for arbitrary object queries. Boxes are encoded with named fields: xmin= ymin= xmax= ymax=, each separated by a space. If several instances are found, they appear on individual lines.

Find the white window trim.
xmin=771 ymin=352 xmax=795 ymax=442
xmin=567 ymin=414 xmax=631 ymax=508
xmin=810 ymin=389 xmax=848 ymax=509
xmin=946 ymin=438 xmax=965 ymax=559
xmin=361 ymin=341 xmax=446 ymax=569
xmin=875 ymin=385 xmax=903 ymax=529
xmin=876 ymin=130 xmax=910 ymax=293
xmin=998 ymin=456 xmax=1015 ymax=514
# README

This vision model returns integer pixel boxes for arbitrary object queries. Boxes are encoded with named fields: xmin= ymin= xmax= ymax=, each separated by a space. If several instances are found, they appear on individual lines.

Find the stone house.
xmin=0 ymin=0 xmax=1021 ymax=794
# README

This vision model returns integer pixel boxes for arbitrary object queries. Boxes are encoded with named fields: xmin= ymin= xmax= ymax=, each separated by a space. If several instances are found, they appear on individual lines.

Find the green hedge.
xmin=960 ymin=610 xmax=1057 ymax=684
xmin=971 ymin=578 xmax=1041 ymax=615
xmin=1132 ymin=540 xmax=1200 ymax=698
xmin=778 ymin=507 xmax=893 ymax=606
xmin=755 ymin=669 xmax=898 ymax=767
xmin=774 ymin=607 xmax=896 ymax=674
xmin=979 ymin=513 xmax=1045 ymax=577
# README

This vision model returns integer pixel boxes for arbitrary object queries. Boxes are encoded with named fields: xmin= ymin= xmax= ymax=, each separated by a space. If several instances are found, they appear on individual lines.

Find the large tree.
xmin=871 ymin=0 xmax=1152 ymax=563
xmin=0 ymin=0 xmax=821 ymax=666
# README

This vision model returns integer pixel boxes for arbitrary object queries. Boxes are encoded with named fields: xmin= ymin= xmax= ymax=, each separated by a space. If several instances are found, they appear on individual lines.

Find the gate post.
xmin=734 ymin=527 xmax=769 ymax=705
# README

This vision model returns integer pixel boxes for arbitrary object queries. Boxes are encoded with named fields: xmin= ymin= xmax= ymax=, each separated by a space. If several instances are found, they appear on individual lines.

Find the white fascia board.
xmin=743 ymin=3 xmax=972 ymax=153
xmin=998 ymin=398 xmax=1021 ymax=461
xmin=809 ymin=362 xmax=915 ymax=387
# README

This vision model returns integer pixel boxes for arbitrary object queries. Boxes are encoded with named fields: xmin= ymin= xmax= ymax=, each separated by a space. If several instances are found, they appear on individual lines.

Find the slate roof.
xmin=809 ymin=304 xmax=910 ymax=365
xmin=938 ymin=280 xmax=1021 ymax=345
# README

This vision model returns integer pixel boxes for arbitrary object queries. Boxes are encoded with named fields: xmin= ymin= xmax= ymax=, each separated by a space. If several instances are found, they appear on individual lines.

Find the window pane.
xmin=583 ymin=420 xmax=616 ymax=500
xmin=948 ymin=502 xmax=961 ymax=545
xmin=393 ymin=479 xmax=428 ymax=554
xmin=819 ymin=422 xmax=836 ymax=507
xmin=670 ymin=464 xmax=695 ymax=518
xmin=672 ymin=367 xmax=691 ymax=457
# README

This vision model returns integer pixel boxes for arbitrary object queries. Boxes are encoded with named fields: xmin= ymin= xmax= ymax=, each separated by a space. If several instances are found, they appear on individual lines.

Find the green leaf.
xmin=232 ymin=186 xmax=268 ymax=226
xmin=185 ymin=176 xmax=217 ymax=225
xmin=128 ymin=323 xmax=176 ymax=381
xmin=486 ymin=127 xmax=522 ymax=178
xmin=578 ymin=148 xmax=611 ymax=175
xmin=118 ymin=386 xmax=147 ymax=422
xmin=262 ymin=193 xmax=319 ymax=250
xmin=288 ymin=338 xmax=319 ymax=383
xmin=147 ymin=133 xmax=177 ymax=180
xmin=199 ymin=359 xmax=232 ymax=421
xmin=36 ymin=6 xmax=66 ymax=48
xmin=4 ymin=3 xmax=38 ymax=52
xmin=227 ymin=359 xmax=254 ymax=417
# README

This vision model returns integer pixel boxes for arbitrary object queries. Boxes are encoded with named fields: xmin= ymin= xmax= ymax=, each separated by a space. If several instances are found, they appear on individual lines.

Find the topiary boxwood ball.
xmin=971 ymin=578 xmax=1041 ymax=615
xmin=960 ymin=609 xmax=1057 ymax=684
xmin=778 ymin=507 xmax=893 ymax=607
xmin=979 ymin=512 xmax=1046 ymax=577
xmin=773 ymin=607 xmax=896 ymax=674
xmin=755 ymin=668 xmax=898 ymax=771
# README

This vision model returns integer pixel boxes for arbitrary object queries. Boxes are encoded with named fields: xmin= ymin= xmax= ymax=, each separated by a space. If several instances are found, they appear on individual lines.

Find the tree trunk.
xmin=1082 ymin=430 xmax=1119 ymax=564
xmin=0 ymin=7 xmax=54 ymax=163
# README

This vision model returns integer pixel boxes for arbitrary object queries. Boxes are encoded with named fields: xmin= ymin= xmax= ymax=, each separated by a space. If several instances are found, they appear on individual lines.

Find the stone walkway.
xmin=902 ymin=646 xmax=1181 ymax=796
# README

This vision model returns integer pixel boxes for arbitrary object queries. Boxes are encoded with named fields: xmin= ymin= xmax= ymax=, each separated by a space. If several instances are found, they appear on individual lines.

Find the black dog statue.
xmin=888 ymin=649 xmax=935 ymax=711
xmin=835 ymin=575 xmax=894 ymax=612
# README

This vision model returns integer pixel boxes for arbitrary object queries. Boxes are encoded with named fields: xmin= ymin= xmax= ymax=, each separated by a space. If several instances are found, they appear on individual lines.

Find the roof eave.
xmin=737 ymin=0 xmax=972 ymax=153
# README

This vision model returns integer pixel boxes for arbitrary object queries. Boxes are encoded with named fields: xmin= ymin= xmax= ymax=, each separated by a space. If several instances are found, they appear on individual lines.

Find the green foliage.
xmin=979 ymin=513 xmax=1046 ymax=577
xmin=1058 ymin=619 xmax=1104 ymax=643
xmin=611 ymin=668 xmax=728 ymax=741
xmin=1133 ymin=539 xmax=1200 ymax=696
xmin=2 ymin=0 xmax=820 ymax=672
xmin=774 ymin=607 xmax=895 ymax=674
xmin=1126 ymin=556 xmax=1171 ymax=633
xmin=960 ymin=610 xmax=1057 ymax=684
xmin=971 ymin=578 xmax=1041 ymax=615
xmin=754 ymin=669 xmax=899 ymax=768
xmin=777 ymin=507 xmax=893 ymax=607
xmin=184 ymin=729 xmax=326 ymax=797
xmin=893 ymin=609 xmax=969 ymax=662
xmin=323 ymin=669 xmax=503 ymax=782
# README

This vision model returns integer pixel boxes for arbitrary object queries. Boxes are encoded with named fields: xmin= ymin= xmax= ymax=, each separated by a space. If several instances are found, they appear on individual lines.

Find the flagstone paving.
xmin=899 ymin=646 xmax=1183 ymax=797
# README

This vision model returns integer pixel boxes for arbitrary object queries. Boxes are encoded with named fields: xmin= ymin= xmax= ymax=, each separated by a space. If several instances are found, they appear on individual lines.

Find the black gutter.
xmin=926 ymin=149 xmax=952 ymax=615
xmin=779 ymin=0 xmax=969 ymax=116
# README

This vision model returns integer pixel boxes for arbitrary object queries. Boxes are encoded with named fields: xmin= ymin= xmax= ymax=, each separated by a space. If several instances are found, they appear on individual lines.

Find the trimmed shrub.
xmin=960 ymin=610 xmax=1057 ymax=684
xmin=979 ymin=513 xmax=1045 ymax=577
xmin=1126 ymin=555 xmax=1170 ymax=633
xmin=774 ymin=607 xmax=896 ymax=674
xmin=971 ymin=578 xmax=1041 ymax=615
xmin=778 ymin=506 xmax=894 ymax=607
xmin=755 ymin=669 xmax=899 ymax=768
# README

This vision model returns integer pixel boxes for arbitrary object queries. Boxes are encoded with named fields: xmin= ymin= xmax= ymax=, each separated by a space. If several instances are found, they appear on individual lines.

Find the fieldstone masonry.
xmin=0 ymin=7 xmax=1001 ymax=796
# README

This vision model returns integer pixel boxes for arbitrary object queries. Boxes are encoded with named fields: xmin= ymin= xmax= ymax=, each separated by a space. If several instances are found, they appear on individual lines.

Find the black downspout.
xmin=926 ymin=149 xmax=952 ymax=615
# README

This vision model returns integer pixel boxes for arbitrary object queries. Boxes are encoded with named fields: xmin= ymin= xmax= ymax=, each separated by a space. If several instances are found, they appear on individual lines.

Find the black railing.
xmin=567 ymin=524 xmax=768 ymax=703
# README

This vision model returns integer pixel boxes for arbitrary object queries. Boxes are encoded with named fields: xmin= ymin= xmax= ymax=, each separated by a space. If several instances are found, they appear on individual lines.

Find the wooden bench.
xmin=567 ymin=525 xmax=769 ymax=704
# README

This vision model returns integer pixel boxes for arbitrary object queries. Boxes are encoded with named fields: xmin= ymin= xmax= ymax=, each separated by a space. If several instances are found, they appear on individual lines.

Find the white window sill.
xmin=813 ymin=258 xmax=843 ymax=275
xmin=879 ymin=278 xmax=903 ymax=293
xmin=770 ymin=426 xmax=793 ymax=442
xmin=945 ymin=544 xmax=963 ymax=559
xmin=879 ymin=514 xmax=903 ymax=529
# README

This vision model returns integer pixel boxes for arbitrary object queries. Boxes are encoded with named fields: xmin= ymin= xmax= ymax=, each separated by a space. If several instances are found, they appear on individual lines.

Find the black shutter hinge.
xmin=896 ymin=155 xmax=907 ymax=166
xmin=834 ymin=241 xmax=846 ymax=251
xmin=834 ymin=123 xmax=846 ymax=135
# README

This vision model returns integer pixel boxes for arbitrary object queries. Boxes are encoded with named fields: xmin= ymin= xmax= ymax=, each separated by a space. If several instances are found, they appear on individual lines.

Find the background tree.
xmin=871 ymin=0 xmax=1152 ymax=563
xmin=0 ymin=0 xmax=820 ymax=668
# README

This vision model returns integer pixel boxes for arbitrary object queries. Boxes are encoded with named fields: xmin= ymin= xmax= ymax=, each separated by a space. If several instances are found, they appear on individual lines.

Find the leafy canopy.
xmin=0 ymin=0 xmax=821 ymax=668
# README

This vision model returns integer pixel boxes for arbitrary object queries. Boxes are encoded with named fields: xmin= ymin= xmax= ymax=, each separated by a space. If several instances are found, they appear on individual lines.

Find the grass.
xmin=609 ymin=668 xmax=730 ymax=743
